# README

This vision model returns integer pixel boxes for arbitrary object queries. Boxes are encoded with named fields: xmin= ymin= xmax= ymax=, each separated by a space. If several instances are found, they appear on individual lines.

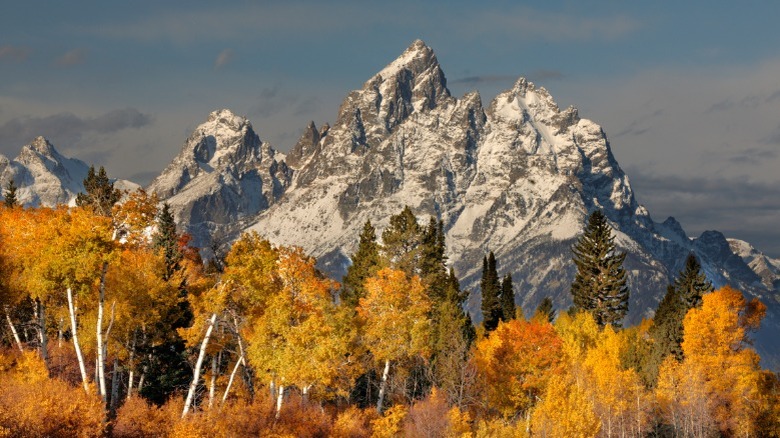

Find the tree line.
xmin=0 ymin=172 xmax=778 ymax=437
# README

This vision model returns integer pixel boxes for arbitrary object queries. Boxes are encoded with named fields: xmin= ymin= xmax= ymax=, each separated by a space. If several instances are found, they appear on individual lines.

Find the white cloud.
xmin=214 ymin=49 xmax=234 ymax=69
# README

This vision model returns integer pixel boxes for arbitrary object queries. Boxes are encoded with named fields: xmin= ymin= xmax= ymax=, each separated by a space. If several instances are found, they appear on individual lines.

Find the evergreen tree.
xmin=499 ymin=273 xmax=516 ymax=321
xmin=647 ymin=253 xmax=713 ymax=382
xmin=381 ymin=206 xmax=422 ymax=276
xmin=570 ymin=210 xmax=629 ymax=327
xmin=534 ymin=297 xmax=556 ymax=322
xmin=342 ymin=220 xmax=382 ymax=307
xmin=481 ymin=252 xmax=501 ymax=331
xmin=420 ymin=217 xmax=449 ymax=304
xmin=75 ymin=165 xmax=121 ymax=217
xmin=3 ymin=179 xmax=18 ymax=208
xmin=153 ymin=203 xmax=181 ymax=281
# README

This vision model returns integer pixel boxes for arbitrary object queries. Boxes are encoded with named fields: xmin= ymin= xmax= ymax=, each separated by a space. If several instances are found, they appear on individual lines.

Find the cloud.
xmin=0 ymin=45 xmax=29 ymax=62
xmin=704 ymin=89 xmax=780 ymax=114
xmin=0 ymin=108 xmax=153 ymax=150
xmin=214 ymin=49 xmax=233 ymax=69
xmin=55 ymin=48 xmax=87 ymax=66
xmin=613 ymin=109 xmax=664 ymax=138
xmin=529 ymin=70 xmax=565 ymax=82
xmin=451 ymin=75 xmax=517 ymax=86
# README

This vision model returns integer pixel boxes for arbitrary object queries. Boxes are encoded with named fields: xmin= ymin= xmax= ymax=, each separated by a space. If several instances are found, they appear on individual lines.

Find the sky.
xmin=2 ymin=1 xmax=780 ymax=256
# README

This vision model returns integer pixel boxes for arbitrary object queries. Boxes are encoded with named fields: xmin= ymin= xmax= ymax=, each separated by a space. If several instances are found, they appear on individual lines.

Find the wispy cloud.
xmin=0 ymin=108 xmax=153 ymax=149
xmin=0 ymin=45 xmax=29 ymax=62
xmin=451 ymin=75 xmax=517 ymax=86
xmin=55 ymin=48 xmax=87 ymax=67
xmin=214 ymin=49 xmax=233 ymax=69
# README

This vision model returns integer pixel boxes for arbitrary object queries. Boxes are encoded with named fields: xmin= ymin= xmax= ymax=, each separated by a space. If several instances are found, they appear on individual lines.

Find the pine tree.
xmin=570 ymin=210 xmax=629 ymax=327
xmin=481 ymin=252 xmax=501 ymax=331
xmin=342 ymin=220 xmax=382 ymax=308
xmin=153 ymin=203 xmax=181 ymax=281
xmin=534 ymin=297 xmax=556 ymax=322
xmin=647 ymin=253 xmax=713 ymax=381
xmin=420 ymin=217 xmax=449 ymax=304
xmin=499 ymin=273 xmax=516 ymax=321
xmin=381 ymin=206 xmax=422 ymax=276
xmin=3 ymin=179 xmax=18 ymax=208
xmin=75 ymin=165 xmax=121 ymax=217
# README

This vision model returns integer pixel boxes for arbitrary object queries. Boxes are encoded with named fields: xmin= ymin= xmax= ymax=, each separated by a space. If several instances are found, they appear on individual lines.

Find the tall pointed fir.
xmin=153 ymin=203 xmax=182 ymax=281
xmin=648 ymin=253 xmax=713 ymax=377
xmin=420 ymin=217 xmax=448 ymax=303
xmin=3 ymin=179 xmax=18 ymax=208
xmin=534 ymin=297 xmax=556 ymax=322
xmin=342 ymin=219 xmax=382 ymax=308
xmin=499 ymin=273 xmax=516 ymax=321
xmin=481 ymin=252 xmax=501 ymax=331
xmin=570 ymin=210 xmax=629 ymax=327
xmin=75 ymin=165 xmax=121 ymax=217
xmin=381 ymin=206 xmax=422 ymax=276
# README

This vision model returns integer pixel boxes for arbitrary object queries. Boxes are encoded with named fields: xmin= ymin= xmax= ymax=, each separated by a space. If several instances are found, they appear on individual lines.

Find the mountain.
xmin=147 ymin=109 xmax=291 ymax=250
xmin=234 ymin=40 xmax=778 ymax=367
xmin=0 ymin=136 xmax=91 ymax=206
xmin=0 ymin=136 xmax=140 ymax=208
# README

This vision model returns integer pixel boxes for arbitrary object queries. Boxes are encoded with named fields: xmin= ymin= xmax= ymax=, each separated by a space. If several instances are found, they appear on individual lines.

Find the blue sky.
xmin=3 ymin=1 xmax=780 ymax=256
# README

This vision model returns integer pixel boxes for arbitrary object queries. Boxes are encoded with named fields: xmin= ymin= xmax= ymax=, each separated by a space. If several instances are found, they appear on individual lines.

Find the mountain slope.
xmin=147 ymin=109 xmax=291 ymax=249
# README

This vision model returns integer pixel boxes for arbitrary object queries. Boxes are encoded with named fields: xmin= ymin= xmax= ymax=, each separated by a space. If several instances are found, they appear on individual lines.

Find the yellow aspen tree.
xmin=357 ymin=268 xmax=432 ymax=413
xmin=473 ymin=318 xmax=563 ymax=422
xmin=531 ymin=371 xmax=601 ymax=438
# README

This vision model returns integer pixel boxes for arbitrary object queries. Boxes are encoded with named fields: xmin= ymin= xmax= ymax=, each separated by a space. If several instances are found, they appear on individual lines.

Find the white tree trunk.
xmin=376 ymin=359 xmax=391 ymax=413
xmin=182 ymin=312 xmax=218 ymax=418
xmin=221 ymin=354 xmax=244 ymax=404
xmin=127 ymin=370 xmax=134 ymax=399
xmin=208 ymin=352 xmax=219 ymax=409
xmin=67 ymin=287 xmax=89 ymax=392
xmin=96 ymin=262 xmax=108 ymax=399
xmin=4 ymin=307 xmax=23 ymax=353
xmin=275 ymin=385 xmax=285 ymax=419
xmin=38 ymin=302 xmax=48 ymax=365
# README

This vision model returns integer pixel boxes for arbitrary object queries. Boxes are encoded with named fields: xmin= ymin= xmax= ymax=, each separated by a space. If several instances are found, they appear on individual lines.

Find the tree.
xmin=648 ymin=254 xmax=712 ymax=377
xmin=357 ymin=268 xmax=432 ymax=413
xmin=75 ymin=165 xmax=121 ymax=217
xmin=534 ymin=297 xmax=556 ymax=323
xmin=3 ymin=179 xmax=18 ymax=208
xmin=342 ymin=220 xmax=382 ymax=308
xmin=153 ymin=203 xmax=181 ymax=281
xmin=480 ymin=252 xmax=501 ymax=331
xmin=499 ymin=273 xmax=516 ymax=321
xmin=474 ymin=318 xmax=564 ymax=420
xmin=381 ymin=206 xmax=422 ymax=276
xmin=570 ymin=210 xmax=629 ymax=327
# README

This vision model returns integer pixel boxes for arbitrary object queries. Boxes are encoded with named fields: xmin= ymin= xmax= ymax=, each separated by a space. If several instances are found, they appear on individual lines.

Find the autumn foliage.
xmin=0 ymin=199 xmax=779 ymax=436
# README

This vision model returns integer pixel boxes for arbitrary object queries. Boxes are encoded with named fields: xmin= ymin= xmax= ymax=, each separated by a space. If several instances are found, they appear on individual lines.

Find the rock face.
xmin=0 ymin=136 xmax=91 ymax=206
xmin=147 ymin=109 xmax=291 ymax=248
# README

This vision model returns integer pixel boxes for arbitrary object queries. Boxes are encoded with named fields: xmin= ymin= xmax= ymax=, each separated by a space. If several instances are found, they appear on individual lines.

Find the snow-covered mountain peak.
xmin=376 ymin=39 xmax=438 ymax=81
xmin=24 ymin=136 xmax=57 ymax=156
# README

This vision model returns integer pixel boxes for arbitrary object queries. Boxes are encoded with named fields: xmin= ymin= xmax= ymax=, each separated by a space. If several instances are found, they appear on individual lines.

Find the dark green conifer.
xmin=153 ymin=203 xmax=182 ymax=281
xmin=499 ymin=273 xmax=516 ymax=321
xmin=481 ymin=252 xmax=501 ymax=331
xmin=3 ymin=179 xmax=18 ymax=208
xmin=646 ymin=253 xmax=713 ymax=383
xmin=534 ymin=297 xmax=556 ymax=322
xmin=381 ymin=206 xmax=422 ymax=276
xmin=570 ymin=210 xmax=629 ymax=327
xmin=75 ymin=165 xmax=121 ymax=217
xmin=342 ymin=220 xmax=382 ymax=308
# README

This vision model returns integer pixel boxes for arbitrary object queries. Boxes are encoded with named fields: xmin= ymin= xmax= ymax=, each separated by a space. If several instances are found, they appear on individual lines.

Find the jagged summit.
xmin=147 ymin=109 xmax=291 ymax=248
xmin=25 ymin=136 xmax=58 ymax=156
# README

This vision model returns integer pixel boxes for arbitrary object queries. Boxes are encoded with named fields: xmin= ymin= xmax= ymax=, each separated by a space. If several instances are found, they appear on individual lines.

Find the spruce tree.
xmin=3 ymin=179 xmax=18 ymax=208
xmin=75 ymin=165 xmax=121 ymax=217
xmin=534 ymin=297 xmax=556 ymax=322
xmin=499 ymin=273 xmax=516 ymax=321
xmin=570 ymin=210 xmax=629 ymax=327
xmin=381 ymin=206 xmax=422 ymax=276
xmin=481 ymin=252 xmax=501 ymax=331
xmin=647 ymin=253 xmax=713 ymax=380
xmin=153 ymin=203 xmax=182 ymax=281
xmin=420 ymin=217 xmax=449 ymax=303
xmin=342 ymin=220 xmax=382 ymax=308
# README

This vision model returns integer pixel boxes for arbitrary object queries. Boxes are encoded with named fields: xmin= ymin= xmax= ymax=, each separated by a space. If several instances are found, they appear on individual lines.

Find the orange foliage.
xmin=474 ymin=318 xmax=563 ymax=418
xmin=0 ymin=351 xmax=105 ymax=437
